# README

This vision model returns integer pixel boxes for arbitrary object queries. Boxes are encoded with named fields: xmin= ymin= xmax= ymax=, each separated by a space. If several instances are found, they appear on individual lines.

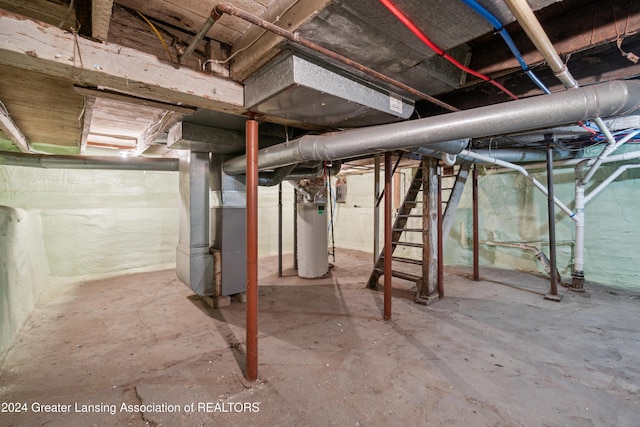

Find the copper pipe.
xmin=437 ymin=171 xmax=444 ymax=298
xmin=384 ymin=152 xmax=392 ymax=320
xmin=373 ymin=154 xmax=380 ymax=264
xmin=246 ymin=119 xmax=259 ymax=382
xmin=214 ymin=3 xmax=459 ymax=112
xmin=472 ymin=165 xmax=480 ymax=281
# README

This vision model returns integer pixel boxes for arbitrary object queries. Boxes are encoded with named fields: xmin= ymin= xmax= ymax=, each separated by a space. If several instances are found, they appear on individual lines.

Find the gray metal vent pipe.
xmin=415 ymin=147 xmax=577 ymax=164
xmin=0 ymin=151 xmax=179 ymax=171
xmin=224 ymin=81 xmax=640 ymax=175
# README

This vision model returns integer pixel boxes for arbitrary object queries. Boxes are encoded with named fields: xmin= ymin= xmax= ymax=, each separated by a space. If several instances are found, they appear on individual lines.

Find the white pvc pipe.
xmin=503 ymin=0 xmax=617 ymax=184
xmin=459 ymin=149 xmax=577 ymax=221
xmin=584 ymin=164 xmax=640 ymax=204
xmin=580 ymin=122 xmax=636 ymax=184
xmin=441 ymin=152 xmax=457 ymax=166
xmin=502 ymin=0 xmax=577 ymax=89
xmin=573 ymin=185 xmax=585 ymax=274
xmin=487 ymin=149 xmax=640 ymax=174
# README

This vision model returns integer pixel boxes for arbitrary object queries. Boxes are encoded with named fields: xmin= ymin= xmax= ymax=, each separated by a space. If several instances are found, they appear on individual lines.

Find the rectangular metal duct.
xmin=244 ymin=52 xmax=414 ymax=129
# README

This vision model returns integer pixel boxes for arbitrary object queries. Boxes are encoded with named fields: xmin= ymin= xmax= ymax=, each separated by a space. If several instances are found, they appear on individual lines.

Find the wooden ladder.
xmin=367 ymin=158 xmax=471 ymax=302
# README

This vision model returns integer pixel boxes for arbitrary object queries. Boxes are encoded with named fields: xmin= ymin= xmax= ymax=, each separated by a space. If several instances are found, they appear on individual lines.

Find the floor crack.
xmin=134 ymin=384 xmax=158 ymax=426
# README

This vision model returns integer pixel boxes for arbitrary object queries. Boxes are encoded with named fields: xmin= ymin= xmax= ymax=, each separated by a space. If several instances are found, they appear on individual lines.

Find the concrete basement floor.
xmin=1 ymin=249 xmax=639 ymax=427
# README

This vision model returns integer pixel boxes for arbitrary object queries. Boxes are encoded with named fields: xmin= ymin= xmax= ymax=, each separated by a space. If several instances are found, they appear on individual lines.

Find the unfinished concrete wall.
xmin=0 ymin=166 xmax=179 ymax=278
xmin=0 ymin=206 xmax=48 ymax=357
xmin=445 ymin=163 xmax=640 ymax=292
xmin=0 ymin=165 xmax=179 ymax=358
xmin=257 ymin=183 xmax=296 ymax=256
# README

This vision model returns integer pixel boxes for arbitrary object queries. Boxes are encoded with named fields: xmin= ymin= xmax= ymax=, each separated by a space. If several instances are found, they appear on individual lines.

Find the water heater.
xmin=296 ymin=179 xmax=329 ymax=279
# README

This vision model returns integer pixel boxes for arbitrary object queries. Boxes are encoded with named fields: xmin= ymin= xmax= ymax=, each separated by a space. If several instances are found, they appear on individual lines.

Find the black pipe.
xmin=472 ymin=165 xmax=480 ymax=281
xmin=328 ymin=163 xmax=336 ymax=263
xmin=546 ymin=144 xmax=559 ymax=296
xmin=278 ymin=182 xmax=283 ymax=277
xmin=376 ymin=152 xmax=403 ymax=207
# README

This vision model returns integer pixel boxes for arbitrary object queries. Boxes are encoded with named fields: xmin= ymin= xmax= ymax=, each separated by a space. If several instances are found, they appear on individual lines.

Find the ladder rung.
xmin=389 ymin=255 xmax=423 ymax=265
xmin=393 ymin=228 xmax=422 ymax=232
xmin=397 ymin=214 xmax=422 ymax=218
xmin=392 ymin=241 xmax=423 ymax=248
xmin=374 ymin=268 xmax=421 ymax=282
xmin=391 ymin=270 xmax=422 ymax=282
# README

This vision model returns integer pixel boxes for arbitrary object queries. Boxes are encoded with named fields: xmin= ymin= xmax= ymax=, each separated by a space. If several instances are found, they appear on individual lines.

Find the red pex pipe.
xmin=378 ymin=0 xmax=518 ymax=100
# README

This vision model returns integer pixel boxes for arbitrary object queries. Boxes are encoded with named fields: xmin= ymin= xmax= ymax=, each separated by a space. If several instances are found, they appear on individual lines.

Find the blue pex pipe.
xmin=461 ymin=0 xmax=551 ymax=94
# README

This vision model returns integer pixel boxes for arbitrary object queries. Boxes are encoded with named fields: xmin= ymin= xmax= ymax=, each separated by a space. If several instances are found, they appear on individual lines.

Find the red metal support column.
xmin=246 ymin=119 xmax=259 ymax=381
xmin=472 ymin=165 xmax=480 ymax=281
xmin=384 ymin=152 xmax=392 ymax=320
xmin=437 ymin=170 xmax=444 ymax=298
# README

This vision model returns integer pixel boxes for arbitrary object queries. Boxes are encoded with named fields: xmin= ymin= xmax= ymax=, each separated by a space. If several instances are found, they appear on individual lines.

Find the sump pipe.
xmin=224 ymin=81 xmax=640 ymax=175
xmin=0 ymin=151 xmax=179 ymax=171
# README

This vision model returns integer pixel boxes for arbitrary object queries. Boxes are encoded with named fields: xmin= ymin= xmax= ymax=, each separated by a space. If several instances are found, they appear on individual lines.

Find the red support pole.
xmin=384 ymin=152 xmax=392 ymax=320
xmin=246 ymin=119 xmax=259 ymax=381
xmin=437 ymin=171 xmax=444 ymax=298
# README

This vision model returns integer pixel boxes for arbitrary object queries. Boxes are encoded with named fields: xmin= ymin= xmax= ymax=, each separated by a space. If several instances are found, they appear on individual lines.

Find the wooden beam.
xmin=229 ymin=0 xmax=332 ymax=82
xmin=472 ymin=0 xmax=640 ymax=76
xmin=79 ymin=96 xmax=96 ymax=154
xmin=0 ymin=0 xmax=76 ymax=30
xmin=73 ymin=85 xmax=196 ymax=113
xmin=92 ymin=0 xmax=114 ymax=41
xmin=0 ymin=101 xmax=31 ymax=152
xmin=417 ymin=158 xmax=439 ymax=304
xmin=0 ymin=10 xmax=244 ymax=114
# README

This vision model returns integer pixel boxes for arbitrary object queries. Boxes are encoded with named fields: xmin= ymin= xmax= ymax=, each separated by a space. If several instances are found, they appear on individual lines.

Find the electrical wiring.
xmin=202 ymin=0 xmax=301 ymax=69
xmin=137 ymin=11 xmax=175 ymax=63
xmin=459 ymin=0 xmax=550 ymax=94
xmin=591 ymin=129 xmax=640 ymax=144
xmin=59 ymin=0 xmax=74 ymax=28
xmin=378 ymin=0 xmax=518 ymax=100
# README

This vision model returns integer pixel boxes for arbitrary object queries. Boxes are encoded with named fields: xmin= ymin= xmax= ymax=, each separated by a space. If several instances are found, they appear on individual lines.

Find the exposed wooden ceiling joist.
xmin=0 ymin=0 xmax=76 ymax=30
xmin=93 ymin=0 xmax=115 ymax=40
xmin=0 ymin=64 xmax=83 ymax=149
xmin=79 ymin=96 xmax=95 ymax=154
xmin=471 ymin=0 xmax=640 ymax=76
xmin=227 ymin=0 xmax=332 ymax=81
xmin=0 ymin=9 xmax=244 ymax=114
xmin=0 ymin=100 xmax=31 ymax=153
